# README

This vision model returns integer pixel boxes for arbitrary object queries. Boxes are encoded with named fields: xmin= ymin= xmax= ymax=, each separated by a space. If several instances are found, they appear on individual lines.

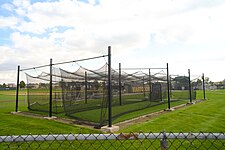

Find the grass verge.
xmin=119 ymin=90 xmax=225 ymax=132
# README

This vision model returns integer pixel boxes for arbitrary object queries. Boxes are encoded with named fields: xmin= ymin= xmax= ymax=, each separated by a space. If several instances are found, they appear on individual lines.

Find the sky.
xmin=1 ymin=0 xmax=225 ymax=84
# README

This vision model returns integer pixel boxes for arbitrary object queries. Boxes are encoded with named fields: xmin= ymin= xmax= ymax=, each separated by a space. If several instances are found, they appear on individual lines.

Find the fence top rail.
xmin=20 ymin=54 xmax=108 ymax=71
xmin=1 ymin=132 xmax=225 ymax=143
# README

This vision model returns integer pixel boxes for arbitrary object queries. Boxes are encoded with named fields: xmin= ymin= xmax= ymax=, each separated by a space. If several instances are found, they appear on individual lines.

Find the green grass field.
xmin=120 ymin=90 xmax=225 ymax=133
xmin=0 ymin=89 xmax=224 ymax=135
xmin=25 ymin=90 xmax=196 ymax=125
xmin=67 ymin=90 xmax=199 ymax=124
xmin=0 ymin=90 xmax=98 ymax=135
xmin=0 ymin=89 xmax=225 ymax=149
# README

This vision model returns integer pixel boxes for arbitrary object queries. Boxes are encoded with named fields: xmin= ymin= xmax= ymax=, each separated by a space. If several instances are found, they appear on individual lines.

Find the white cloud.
xmin=13 ymin=0 xmax=30 ymax=8
xmin=0 ymin=46 xmax=16 ymax=65
xmin=88 ymin=0 xmax=96 ymax=5
xmin=0 ymin=16 xmax=19 ymax=28
xmin=1 ymin=3 xmax=14 ymax=11
xmin=0 ymin=70 xmax=17 ymax=84
xmin=1 ymin=0 xmax=225 ymax=82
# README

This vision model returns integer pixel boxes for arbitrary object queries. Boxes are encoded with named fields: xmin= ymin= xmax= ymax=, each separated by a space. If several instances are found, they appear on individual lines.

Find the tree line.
xmin=0 ymin=81 xmax=26 ymax=89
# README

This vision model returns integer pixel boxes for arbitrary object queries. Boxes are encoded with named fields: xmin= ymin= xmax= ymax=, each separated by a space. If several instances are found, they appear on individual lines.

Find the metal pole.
xmin=160 ymin=131 xmax=168 ymax=150
xmin=202 ymin=73 xmax=206 ymax=100
xmin=149 ymin=69 xmax=151 ymax=102
xmin=167 ymin=63 xmax=171 ymax=109
xmin=108 ymin=46 xmax=112 ymax=127
xmin=85 ymin=71 xmax=87 ymax=104
xmin=49 ymin=58 xmax=53 ymax=117
xmin=188 ymin=69 xmax=192 ymax=103
xmin=15 ymin=65 xmax=20 ymax=112
xmin=119 ymin=63 xmax=122 ymax=106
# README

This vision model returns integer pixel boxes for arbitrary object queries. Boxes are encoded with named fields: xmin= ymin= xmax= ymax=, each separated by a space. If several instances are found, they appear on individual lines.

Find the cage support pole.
xmin=49 ymin=58 xmax=53 ymax=117
xmin=188 ymin=69 xmax=192 ymax=103
xmin=202 ymin=73 xmax=206 ymax=100
xmin=85 ymin=71 xmax=88 ymax=104
xmin=166 ymin=63 xmax=171 ymax=109
xmin=108 ymin=46 xmax=112 ymax=127
xmin=118 ymin=63 xmax=122 ymax=106
xmin=15 ymin=65 xmax=20 ymax=112
xmin=148 ymin=69 xmax=151 ymax=101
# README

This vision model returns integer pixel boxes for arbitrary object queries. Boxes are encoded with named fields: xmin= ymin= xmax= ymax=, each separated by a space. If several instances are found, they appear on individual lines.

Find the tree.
xmin=209 ymin=81 xmax=214 ymax=86
xmin=196 ymin=79 xmax=202 ymax=84
xmin=93 ymin=80 xmax=100 ymax=91
xmin=2 ymin=83 xmax=6 ymax=88
xmin=192 ymin=78 xmax=202 ymax=89
xmin=205 ymin=77 xmax=209 ymax=84
xmin=20 ymin=81 xmax=26 ymax=88
xmin=222 ymin=79 xmax=225 ymax=85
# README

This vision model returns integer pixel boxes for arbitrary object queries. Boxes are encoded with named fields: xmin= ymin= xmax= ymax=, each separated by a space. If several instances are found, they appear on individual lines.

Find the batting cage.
xmin=16 ymin=46 xmax=206 ymax=128
xmin=170 ymin=69 xmax=205 ymax=103
xmin=59 ymin=64 xmax=109 ymax=126
xmin=26 ymin=69 xmax=64 ymax=114
xmin=20 ymin=64 xmax=171 ymax=127
xmin=17 ymin=47 xmax=111 ymax=127
xmin=24 ymin=62 xmax=110 ymax=126
xmin=106 ymin=64 xmax=171 ymax=124
xmin=22 ymin=64 xmax=170 ymax=127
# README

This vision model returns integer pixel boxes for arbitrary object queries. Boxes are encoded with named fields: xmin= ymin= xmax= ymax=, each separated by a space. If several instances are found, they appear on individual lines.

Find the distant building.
xmin=196 ymin=84 xmax=217 ymax=90
xmin=27 ymin=83 xmax=39 ymax=89
xmin=7 ymin=83 xmax=16 ymax=88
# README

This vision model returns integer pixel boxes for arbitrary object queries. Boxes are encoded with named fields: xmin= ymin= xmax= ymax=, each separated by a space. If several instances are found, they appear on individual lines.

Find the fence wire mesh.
xmin=1 ymin=132 xmax=224 ymax=150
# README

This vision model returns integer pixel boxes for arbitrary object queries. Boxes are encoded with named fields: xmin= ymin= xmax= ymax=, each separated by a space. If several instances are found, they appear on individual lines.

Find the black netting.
xmin=170 ymin=75 xmax=203 ymax=101
xmin=26 ymin=68 xmax=64 ymax=114
xmin=59 ymin=64 xmax=108 ymax=127
xmin=110 ymin=69 xmax=168 ymax=123
xmin=25 ymin=62 xmax=205 ymax=127
xmin=151 ymin=83 xmax=163 ymax=102
xmin=25 ymin=64 xmax=170 ymax=127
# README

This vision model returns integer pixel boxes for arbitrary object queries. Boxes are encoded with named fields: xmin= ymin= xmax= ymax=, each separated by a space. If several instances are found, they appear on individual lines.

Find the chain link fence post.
xmin=160 ymin=131 xmax=168 ymax=150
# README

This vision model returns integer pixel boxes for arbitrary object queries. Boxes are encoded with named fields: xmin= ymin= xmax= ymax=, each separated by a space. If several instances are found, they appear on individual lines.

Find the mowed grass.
xmin=0 ymin=89 xmax=224 ymax=135
xmin=0 ymin=90 xmax=99 ymax=135
xmin=67 ymin=91 xmax=200 ymax=124
xmin=72 ymin=99 xmax=189 ymax=124
xmin=120 ymin=90 xmax=225 ymax=133
xmin=16 ymin=90 xmax=191 ymax=125
xmin=1 ymin=89 xmax=225 ymax=149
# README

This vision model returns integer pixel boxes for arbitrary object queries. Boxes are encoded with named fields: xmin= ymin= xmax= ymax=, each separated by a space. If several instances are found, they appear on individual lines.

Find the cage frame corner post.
xmin=119 ymin=63 xmax=122 ymax=106
xmin=202 ymin=73 xmax=206 ymax=100
xmin=188 ymin=69 xmax=192 ymax=103
xmin=49 ymin=58 xmax=53 ymax=117
xmin=15 ymin=65 xmax=20 ymax=112
xmin=166 ymin=63 xmax=171 ymax=110
xmin=108 ymin=46 xmax=112 ymax=127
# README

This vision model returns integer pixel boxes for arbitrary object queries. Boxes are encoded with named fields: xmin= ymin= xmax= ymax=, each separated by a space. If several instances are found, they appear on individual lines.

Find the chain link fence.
xmin=1 ymin=132 xmax=225 ymax=149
